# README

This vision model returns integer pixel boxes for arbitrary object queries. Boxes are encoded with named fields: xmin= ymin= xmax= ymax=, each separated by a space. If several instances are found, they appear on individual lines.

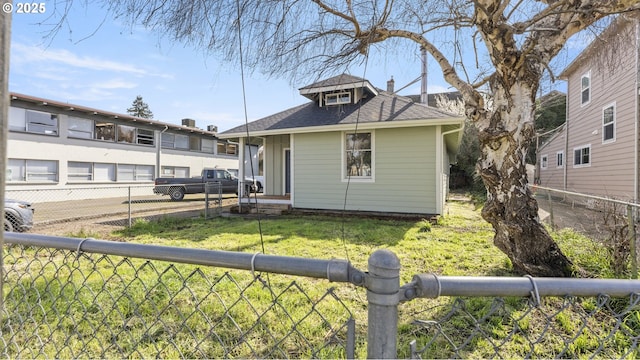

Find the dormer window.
xmin=325 ymin=92 xmax=351 ymax=106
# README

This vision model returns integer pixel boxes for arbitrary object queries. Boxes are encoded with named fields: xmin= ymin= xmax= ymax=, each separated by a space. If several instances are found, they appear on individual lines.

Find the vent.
xmin=182 ymin=118 xmax=196 ymax=128
xmin=207 ymin=125 xmax=218 ymax=133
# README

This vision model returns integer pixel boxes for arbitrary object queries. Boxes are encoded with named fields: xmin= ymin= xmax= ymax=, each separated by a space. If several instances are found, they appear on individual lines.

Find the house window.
xmin=7 ymin=159 xmax=58 ymax=182
xmin=556 ymin=151 xmax=564 ymax=168
xmin=325 ymin=92 xmax=351 ymax=106
xmin=345 ymin=132 xmax=373 ymax=179
xmin=574 ymin=145 xmax=591 ymax=167
xmin=602 ymin=103 xmax=615 ymax=143
xmin=161 ymin=166 xmax=190 ymax=178
xmin=68 ymin=162 xmax=116 ymax=182
xmin=117 ymin=164 xmax=154 ymax=181
xmin=581 ymin=73 xmax=590 ymax=105
xmin=8 ymin=107 xmax=59 ymax=136
xmin=541 ymin=155 xmax=548 ymax=170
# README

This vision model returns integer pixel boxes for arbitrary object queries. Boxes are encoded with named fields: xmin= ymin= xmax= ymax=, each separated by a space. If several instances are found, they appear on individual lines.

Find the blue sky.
xmin=9 ymin=3 xmax=578 ymax=132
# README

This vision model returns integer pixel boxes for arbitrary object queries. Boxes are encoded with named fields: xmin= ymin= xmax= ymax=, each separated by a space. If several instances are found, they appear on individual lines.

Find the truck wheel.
xmin=169 ymin=187 xmax=185 ymax=201
xmin=4 ymin=217 xmax=14 ymax=232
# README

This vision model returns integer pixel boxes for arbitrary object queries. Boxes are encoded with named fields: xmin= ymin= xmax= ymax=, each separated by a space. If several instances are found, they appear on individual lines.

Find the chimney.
xmin=182 ymin=118 xmax=196 ymax=128
xmin=387 ymin=77 xmax=395 ymax=93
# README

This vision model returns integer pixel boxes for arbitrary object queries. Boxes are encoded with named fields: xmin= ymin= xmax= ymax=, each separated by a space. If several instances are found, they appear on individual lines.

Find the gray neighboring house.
xmin=219 ymin=74 xmax=464 ymax=216
xmin=537 ymin=14 xmax=640 ymax=201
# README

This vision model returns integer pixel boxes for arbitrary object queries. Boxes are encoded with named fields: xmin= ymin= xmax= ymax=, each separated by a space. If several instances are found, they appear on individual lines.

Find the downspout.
xmin=439 ymin=125 xmax=464 ymax=213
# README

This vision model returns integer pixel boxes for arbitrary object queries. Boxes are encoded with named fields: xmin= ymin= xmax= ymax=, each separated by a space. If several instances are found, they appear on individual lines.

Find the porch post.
xmin=238 ymin=137 xmax=246 ymax=203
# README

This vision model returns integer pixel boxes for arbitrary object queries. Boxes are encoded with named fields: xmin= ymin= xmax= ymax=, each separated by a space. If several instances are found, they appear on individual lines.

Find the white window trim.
xmin=540 ymin=154 xmax=548 ymax=170
xmin=556 ymin=151 xmax=564 ymax=169
xmin=573 ymin=144 xmax=591 ymax=168
xmin=602 ymin=102 xmax=616 ymax=144
xmin=325 ymin=92 xmax=351 ymax=106
xmin=341 ymin=130 xmax=375 ymax=183
xmin=580 ymin=71 xmax=591 ymax=106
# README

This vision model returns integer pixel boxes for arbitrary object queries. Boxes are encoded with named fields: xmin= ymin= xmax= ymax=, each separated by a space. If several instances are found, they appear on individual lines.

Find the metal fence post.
xmin=204 ymin=182 xmax=209 ymax=220
xmin=547 ymin=189 xmax=555 ymax=230
xmin=128 ymin=186 xmax=132 ymax=228
xmin=366 ymin=249 xmax=400 ymax=359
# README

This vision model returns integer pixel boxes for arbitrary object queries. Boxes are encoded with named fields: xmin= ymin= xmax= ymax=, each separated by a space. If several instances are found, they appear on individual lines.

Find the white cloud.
xmin=12 ymin=43 xmax=149 ymax=75
xmin=91 ymin=79 xmax=138 ymax=90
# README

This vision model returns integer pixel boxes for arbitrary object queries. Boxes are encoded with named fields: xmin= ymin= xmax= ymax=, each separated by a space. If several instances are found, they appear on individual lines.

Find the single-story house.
xmin=218 ymin=74 xmax=464 ymax=216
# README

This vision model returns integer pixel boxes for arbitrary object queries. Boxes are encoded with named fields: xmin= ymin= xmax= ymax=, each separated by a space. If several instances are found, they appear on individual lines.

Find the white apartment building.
xmin=6 ymin=93 xmax=239 ymax=199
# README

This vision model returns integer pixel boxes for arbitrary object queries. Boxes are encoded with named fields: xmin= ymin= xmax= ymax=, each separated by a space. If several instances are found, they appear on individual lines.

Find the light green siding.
xmin=264 ymin=135 xmax=290 ymax=195
xmin=293 ymin=127 xmax=439 ymax=214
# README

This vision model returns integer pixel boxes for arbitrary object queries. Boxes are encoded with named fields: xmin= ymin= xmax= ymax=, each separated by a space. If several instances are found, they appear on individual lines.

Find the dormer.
xmin=299 ymin=74 xmax=379 ymax=107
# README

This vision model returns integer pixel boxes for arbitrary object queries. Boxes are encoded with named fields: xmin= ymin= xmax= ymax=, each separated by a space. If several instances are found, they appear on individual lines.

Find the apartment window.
xmin=581 ymin=73 xmax=590 ymax=105
xmin=202 ymin=138 xmax=215 ymax=153
xmin=161 ymin=132 xmax=189 ymax=149
xmin=161 ymin=166 xmax=190 ymax=178
xmin=68 ymin=162 xmax=115 ymax=182
xmin=345 ymin=132 xmax=373 ymax=179
xmin=7 ymin=159 xmax=58 ymax=182
xmin=95 ymin=121 xmax=116 ymax=141
xmin=574 ymin=145 xmax=591 ymax=167
xmin=137 ymin=129 xmax=155 ymax=146
xmin=541 ymin=155 xmax=548 ymax=170
xmin=326 ymin=92 xmax=351 ymax=106
xmin=68 ymin=116 xmax=94 ymax=139
xmin=556 ymin=151 xmax=564 ymax=168
xmin=117 ymin=125 xmax=136 ymax=144
xmin=602 ymin=103 xmax=616 ymax=143
xmin=8 ymin=107 xmax=59 ymax=135
xmin=117 ymin=164 xmax=154 ymax=181
xmin=189 ymin=136 xmax=201 ymax=151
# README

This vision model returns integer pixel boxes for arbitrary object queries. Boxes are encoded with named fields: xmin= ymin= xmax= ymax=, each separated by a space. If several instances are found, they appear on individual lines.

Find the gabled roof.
xmin=559 ymin=14 xmax=639 ymax=79
xmin=219 ymin=89 xmax=462 ymax=138
xmin=298 ymin=73 xmax=378 ymax=101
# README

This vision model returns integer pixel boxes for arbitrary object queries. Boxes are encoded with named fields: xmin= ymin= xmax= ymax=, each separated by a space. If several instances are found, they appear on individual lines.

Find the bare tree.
xmin=97 ymin=0 xmax=640 ymax=276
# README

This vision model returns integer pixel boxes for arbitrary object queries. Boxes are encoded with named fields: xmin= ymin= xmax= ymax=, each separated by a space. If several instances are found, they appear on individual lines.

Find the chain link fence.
xmin=533 ymin=185 xmax=639 ymax=278
xmin=5 ymin=184 xmax=229 ymax=233
xmin=1 ymin=241 xmax=357 ymax=358
xmin=2 ymin=233 xmax=640 ymax=358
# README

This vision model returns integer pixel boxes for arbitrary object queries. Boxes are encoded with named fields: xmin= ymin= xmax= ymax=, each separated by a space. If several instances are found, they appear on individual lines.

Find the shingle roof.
xmin=221 ymin=90 xmax=460 ymax=136
xmin=299 ymin=74 xmax=370 ymax=91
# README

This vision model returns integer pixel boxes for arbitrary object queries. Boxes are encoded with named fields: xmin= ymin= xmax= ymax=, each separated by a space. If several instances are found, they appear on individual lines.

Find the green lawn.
xmin=4 ymin=200 xmax=633 ymax=358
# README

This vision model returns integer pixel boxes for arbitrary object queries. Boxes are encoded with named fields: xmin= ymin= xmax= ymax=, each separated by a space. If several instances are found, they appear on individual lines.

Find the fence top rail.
xmin=531 ymin=184 xmax=640 ymax=209
xmin=4 ymin=232 xmax=365 ymax=286
xmin=405 ymin=273 xmax=640 ymax=300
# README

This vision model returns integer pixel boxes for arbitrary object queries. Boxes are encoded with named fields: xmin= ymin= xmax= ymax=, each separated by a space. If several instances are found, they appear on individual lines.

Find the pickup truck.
xmin=153 ymin=168 xmax=255 ymax=201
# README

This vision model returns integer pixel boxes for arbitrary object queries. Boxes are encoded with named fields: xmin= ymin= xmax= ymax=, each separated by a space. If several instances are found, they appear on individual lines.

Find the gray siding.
xmin=264 ymin=135 xmax=290 ymax=195
xmin=293 ymin=126 xmax=439 ymax=214
xmin=537 ymin=129 xmax=566 ymax=189
xmin=564 ymin=20 xmax=637 ymax=200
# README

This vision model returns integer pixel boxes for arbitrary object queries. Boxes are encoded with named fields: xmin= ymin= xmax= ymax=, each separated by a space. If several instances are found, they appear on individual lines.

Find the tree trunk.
xmin=477 ymin=82 xmax=575 ymax=277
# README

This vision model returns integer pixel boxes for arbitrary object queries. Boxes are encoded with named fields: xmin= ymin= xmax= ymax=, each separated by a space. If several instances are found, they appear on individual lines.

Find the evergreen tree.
xmin=127 ymin=95 xmax=154 ymax=119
